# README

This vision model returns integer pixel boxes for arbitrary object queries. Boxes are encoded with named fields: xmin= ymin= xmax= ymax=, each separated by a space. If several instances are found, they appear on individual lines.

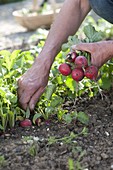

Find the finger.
xmin=29 ymin=87 xmax=45 ymax=111
xmin=19 ymin=101 xmax=28 ymax=111
xmin=17 ymin=78 xmax=24 ymax=98
xmin=18 ymin=88 xmax=38 ymax=110
xmin=17 ymin=87 xmax=24 ymax=100
xmin=91 ymin=53 xmax=100 ymax=68
xmin=72 ymin=43 xmax=93 ymax=53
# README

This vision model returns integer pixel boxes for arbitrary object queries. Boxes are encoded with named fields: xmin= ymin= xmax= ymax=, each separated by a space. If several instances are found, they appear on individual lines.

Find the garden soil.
xmin=0 ymin=89 xmax=113 ymax=170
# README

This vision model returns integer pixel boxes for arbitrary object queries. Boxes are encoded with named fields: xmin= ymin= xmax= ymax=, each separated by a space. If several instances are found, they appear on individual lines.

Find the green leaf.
xmin=33 ymin=113 xmax=42 ymax=124
xmin=10 ymin=50 xmax=21 ymax=70
xmin=65 ymin=77 xmax=77 ymax=92
xmin=50 ymin=96 xmax=64 ymax=107
xmin=68 ymin=158 xmax=75 ymax=170
xmin=45 ymin=106 xmax=54 ymax=114
xmin=45 ymin=84 xmax=56 ymax=100
xmin=1 ymin=114 xmax=8 ymax=132
xmin=0 ymin=50 xmax=11 ymax=58
xmin=25 ymin=107 xmax=30 ymax=119
xmin=71 ymin=35 xmax=81 ymax=44
xmin=0 ymin=124 xmax=4 ymax=130
xmin=61 ymin=43 xmax=69 ymax=52
xmin=84 ymin=24 xmax=95 ymax=40
xmin=57 ymin=75 xmax=63 ymax=85
xmin=63 ymin=114 xmax=72 ymax=124
xmin=77 ymin=111 xmax=89 ymax=125
xmin=91 ymin=32 xmax=103 ymax=42
xmin=101 ymin=77 xmax=111 ymax=90
xmin=8 ymin=111 xmax=15 ymax=128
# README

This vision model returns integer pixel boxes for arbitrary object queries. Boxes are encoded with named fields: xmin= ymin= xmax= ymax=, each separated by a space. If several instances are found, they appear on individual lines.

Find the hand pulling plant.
xmin=0 ymin=50 xmax=34 ymax=132
xmin=0 ymin=24 xmax=113 ymax=132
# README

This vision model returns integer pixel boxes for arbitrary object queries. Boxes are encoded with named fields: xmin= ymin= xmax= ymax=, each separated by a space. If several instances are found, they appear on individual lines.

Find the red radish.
xmin=71 ymin=68 xmax=84 ymax=82
xmin=84 ymin=65 xmax=98 ymax=80
xmin=66 ymin=52 xmax=77 ymax=62
xmin=59 ymin=63 xmax=72 ymax=76
xmin=75 ymin=56 xmax=88 ymax=68
xmin=20 ymin=119 xmax=32 ymax=127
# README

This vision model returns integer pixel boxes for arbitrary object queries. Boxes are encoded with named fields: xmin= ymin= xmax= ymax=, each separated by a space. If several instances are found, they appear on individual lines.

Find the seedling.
xmin=48 ymin=127 xmax=88 ymax=145
xmin=28 ymin=142 xmax=38 ymax=157
xmin=68 ymin=158 xmax=75 ymax=170
xmin=0 ymin=155 xmax=6 ymax=167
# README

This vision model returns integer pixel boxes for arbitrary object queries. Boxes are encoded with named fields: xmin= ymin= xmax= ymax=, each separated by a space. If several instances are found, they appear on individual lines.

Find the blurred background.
xmin=0 ymin=0 xmax=65 ymax=50
xmin=0 ymin=0 xmax=112 ymax=51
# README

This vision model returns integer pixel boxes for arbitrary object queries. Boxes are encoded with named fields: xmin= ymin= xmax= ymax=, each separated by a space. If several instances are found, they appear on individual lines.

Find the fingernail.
xmin=31 ymin=104 xmax=34 ymax=110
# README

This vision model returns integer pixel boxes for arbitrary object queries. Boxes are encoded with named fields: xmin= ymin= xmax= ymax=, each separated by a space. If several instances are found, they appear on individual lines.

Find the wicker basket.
xmin=12 ymin=2 xmax=62 ymax=31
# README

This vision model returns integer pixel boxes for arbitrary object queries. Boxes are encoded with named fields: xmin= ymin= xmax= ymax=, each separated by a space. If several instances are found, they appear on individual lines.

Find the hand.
xmin=17 ymin=57 xmax=50 ymax=111
xmin=72 ymin=41 xmax=113 ymax=68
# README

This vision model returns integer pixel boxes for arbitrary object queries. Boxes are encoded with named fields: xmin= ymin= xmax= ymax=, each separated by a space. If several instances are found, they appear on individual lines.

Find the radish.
xmin=20 ymin=119 xmax=32 ymax=127
xmin=71 ymin=68 xmax=84 ymax=82
xmin=75 ymin=56 xmax=88 ymax=68
xmin=66 ymin=52 xmax=77 ymax=62
xmin=84 ymin=65 xmax=98 ymax=80
xmin=59 ymin=63 xmax=72 ymax=76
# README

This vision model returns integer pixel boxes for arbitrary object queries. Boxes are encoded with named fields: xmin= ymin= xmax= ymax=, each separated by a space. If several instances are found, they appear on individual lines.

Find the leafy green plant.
xmin=0 ymin=22 xmax=113 ymax=132
xmin=61 ymin=24 xmax=113 ymax=96
xmin=28 ymin=143 xmax=38 ymax=157
xmin=0 ymin=50 xmax=34 ymax=132
xmin=0 ymin=155 xmax=6 ymax=167
xmin=68 ymin=158 xmax=75 ymax=170
xmin=63 ymin=111 xmax=89 ymax=125
xmin=48 ymin=127 xmax=88 ymax=145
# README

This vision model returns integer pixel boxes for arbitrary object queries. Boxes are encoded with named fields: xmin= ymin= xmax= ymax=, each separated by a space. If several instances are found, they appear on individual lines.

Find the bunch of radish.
xmin=58 ymin=51 xmax=98 ymax=82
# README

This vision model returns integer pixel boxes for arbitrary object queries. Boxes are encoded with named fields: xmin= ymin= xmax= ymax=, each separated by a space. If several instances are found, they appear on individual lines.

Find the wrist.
xmin=35 ymin=50 xmax=56 ymax=70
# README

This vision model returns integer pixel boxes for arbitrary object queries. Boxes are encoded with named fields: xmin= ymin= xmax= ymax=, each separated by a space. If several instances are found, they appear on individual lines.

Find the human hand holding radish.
xmin=72 ymin=41 xmax=113 ymax=68
xmin=59 ymin=40 xmax=113 ymax=82
xmin=17 ymin=0 xmax=91 ymax=111
xmin=58 ymin=51 xmax=99 ymax=81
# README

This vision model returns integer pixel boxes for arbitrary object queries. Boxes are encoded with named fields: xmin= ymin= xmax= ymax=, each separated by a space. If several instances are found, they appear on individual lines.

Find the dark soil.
xmin=0 ymin=90 xmax=113 ymax=170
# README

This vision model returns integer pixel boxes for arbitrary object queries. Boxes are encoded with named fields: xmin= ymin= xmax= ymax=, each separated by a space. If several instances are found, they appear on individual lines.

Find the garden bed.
xmin=0 ymin=90 xmax=113 ymax=170
xmin=1 ymin=2 xmax=113 ymax=169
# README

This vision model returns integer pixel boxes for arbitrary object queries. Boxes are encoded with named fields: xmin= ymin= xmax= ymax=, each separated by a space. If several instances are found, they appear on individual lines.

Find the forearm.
xmin=38 ymin=0 xmax=91 ymax=65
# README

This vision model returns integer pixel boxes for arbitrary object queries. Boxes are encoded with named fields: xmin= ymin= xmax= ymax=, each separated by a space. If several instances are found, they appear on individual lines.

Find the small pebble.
xmin=111 ymin=164 xmax=113 ymax=169
xmin=101 ymin=153 xmax=109 ymax=159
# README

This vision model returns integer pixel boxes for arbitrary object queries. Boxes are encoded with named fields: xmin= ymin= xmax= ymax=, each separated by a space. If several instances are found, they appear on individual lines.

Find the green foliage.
xmin=28 ymin=143 xmax=38 ymax=157
xmin=77 ymin=111 xmax=89 ymax=125
xmin=48 ymin=127 xmax=88 ymax=145
xmin=0 ymin=50 xmax=34 ymax=131
xmin=63 ymin=111 xmax=89 ymax=125
xmin=68 ymin=158 xmax=75 ymax=170
xmin=61 ymin=24 xmax=113 ymax=94
xmin=0 ymin=20 xmax=113 ymax=132
xmin=0 ymin=155 xmax=6 ymax=167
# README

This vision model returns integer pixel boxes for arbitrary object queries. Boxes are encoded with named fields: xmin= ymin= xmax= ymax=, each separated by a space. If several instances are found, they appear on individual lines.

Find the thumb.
xmin=72 ymin=43 xmax=93 ymax=54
